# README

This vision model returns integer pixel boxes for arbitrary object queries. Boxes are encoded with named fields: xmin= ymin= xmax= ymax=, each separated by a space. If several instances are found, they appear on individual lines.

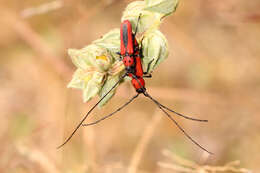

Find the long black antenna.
xmin=144 ymin=91 xmax=213 ymax=154
xmin=57 ymin=73 xmax=127 ymax=149
xmin=157 ymin=103 xmax=208 ymax=122
xmin=131 ymin=75 xmax=207 ymax=122
xmin=82 ymin=93 xmax=139 ymax=127
xmin=134 ymin=14 xmax=142 ymax=37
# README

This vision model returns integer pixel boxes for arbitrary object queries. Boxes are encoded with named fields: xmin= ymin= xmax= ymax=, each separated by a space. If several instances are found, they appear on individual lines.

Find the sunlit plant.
xmin=68 ymin=0 xmax=179 ymax=106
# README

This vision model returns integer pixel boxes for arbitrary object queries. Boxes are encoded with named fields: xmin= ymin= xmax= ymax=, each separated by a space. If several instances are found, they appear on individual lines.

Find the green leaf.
xmin=98 ymin=74 xmax=122 ymax=107
xmin=83 ymin=72 xmax=105 ymax=102
xmin=93 ymin=29 xmax=120 ymax=53
xmin=67 ymin=69 xmax=94 ymax=89
xmin=68 ymin=49 xmax=91 ymax=70
xmin=144 ymin=0 xmax=179 ymax=16
xmin=83 ymin=83 xmax=100 ymax=103
xmin=122 ymin=1 xmax=162 ymax=35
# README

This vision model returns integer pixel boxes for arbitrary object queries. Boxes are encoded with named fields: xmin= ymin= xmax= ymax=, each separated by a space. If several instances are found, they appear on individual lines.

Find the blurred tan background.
xmin=0 ymin=0 xmax=259 ymax=173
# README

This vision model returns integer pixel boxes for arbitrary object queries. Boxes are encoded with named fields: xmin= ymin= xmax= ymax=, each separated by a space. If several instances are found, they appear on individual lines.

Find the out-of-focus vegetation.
xmin=0 ymin=0 xmax=259 ymax=173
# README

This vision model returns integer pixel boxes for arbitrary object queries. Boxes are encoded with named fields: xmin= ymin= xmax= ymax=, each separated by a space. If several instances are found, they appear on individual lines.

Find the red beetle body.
xmin=120 ymin=20 xmax=145 ymax=92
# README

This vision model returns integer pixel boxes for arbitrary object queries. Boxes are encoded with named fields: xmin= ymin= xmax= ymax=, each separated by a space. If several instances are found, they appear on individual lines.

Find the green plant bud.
xmin=145 ymin=0 xmax=179 ymax=17
xmin=68 ymin=42 xmax=126 ymax=105
xmin=68 ymin=44 xmax=117 ymax=103
xmin=142 ymin=30 xmax=169 ymax=73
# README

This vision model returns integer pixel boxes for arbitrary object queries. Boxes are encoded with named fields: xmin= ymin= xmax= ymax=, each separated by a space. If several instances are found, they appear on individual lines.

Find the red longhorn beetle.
xmin=58 ymin=15 xmax=213 ymax=154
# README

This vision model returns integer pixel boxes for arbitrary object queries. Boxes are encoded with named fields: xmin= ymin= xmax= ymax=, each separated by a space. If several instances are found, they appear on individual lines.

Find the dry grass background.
xmin=0 ymin=0 xmax=259 ymax=172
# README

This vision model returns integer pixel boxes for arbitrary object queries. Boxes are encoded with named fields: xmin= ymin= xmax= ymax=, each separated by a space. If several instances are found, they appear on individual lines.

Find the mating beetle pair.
xmin=118 ymin=16 xmax=152 ymax=93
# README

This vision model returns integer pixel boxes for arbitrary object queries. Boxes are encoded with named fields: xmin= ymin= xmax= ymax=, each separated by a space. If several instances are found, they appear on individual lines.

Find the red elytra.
xmin=131 ymin=77 xmax=145 ymax=92
xmin=120 ymin=20 xmax=134 ymax=56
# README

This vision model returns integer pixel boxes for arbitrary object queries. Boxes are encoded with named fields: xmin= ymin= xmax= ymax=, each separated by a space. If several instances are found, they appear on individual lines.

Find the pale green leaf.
xmin=67 ymin=69 xmax=94 ymax=89
xmin=122 ymin=1 xmax=162 ymax=35
xmin=68 ymin=49 xmax=91 ymax=70
xmin=98 ymin=74 xmax=122 ymax=107
xmin=145 ymin=0 xmax=179 ymax=16
xmin=83 ymin=83 xmax=100 ymax=103
xmin=93 ymin=29 xmax=120 ymax=53
xmin=83 ymin=72 xmax=105 ymax=102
